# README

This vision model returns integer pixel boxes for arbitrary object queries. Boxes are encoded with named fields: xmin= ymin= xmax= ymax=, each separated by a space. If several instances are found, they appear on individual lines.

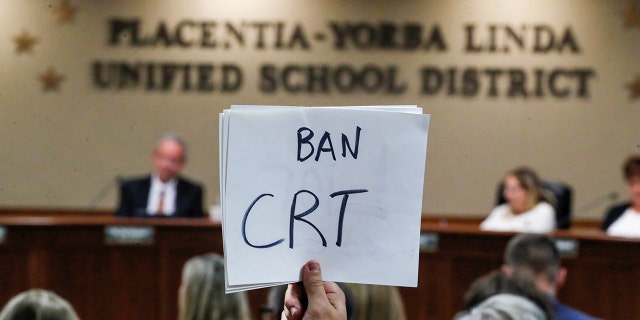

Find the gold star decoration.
xmin=39 ymin=68 xmax=65 ymax=91
xmin=13 ymin=30 xmax=38 ymax=54
xmin=627 ymin=76 xmax=640 ymax=100
xmin=623 ymin=4 xmax=640 ymax=28
xmin=52 ymin=0 xmax=77 ymax=24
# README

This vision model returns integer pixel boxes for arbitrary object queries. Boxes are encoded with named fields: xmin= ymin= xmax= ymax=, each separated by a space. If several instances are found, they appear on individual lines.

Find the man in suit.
xmin=116 ymin=134 xmax=205 ymax=218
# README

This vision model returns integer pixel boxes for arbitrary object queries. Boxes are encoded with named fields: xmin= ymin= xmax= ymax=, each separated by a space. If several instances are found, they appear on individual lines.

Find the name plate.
xmin=554 ymin=238 xmax=579 ymax=258
xmin=420 ymin=232 xmax=439 ymax=252
xmin=0 ymin=226 xmax=6 ymax=244
xmin=104 ymin=226 xmax=155 ymax=245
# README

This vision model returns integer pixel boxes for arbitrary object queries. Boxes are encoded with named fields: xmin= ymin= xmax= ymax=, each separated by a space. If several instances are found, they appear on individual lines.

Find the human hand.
xmin=282 ymin=260 xmax=347 ymax=320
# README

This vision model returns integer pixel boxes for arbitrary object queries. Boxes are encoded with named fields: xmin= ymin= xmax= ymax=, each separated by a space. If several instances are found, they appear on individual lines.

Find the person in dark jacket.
xmin=502 ymin=234 xmax=599 ymax=320
xmin=116 ymin=133 xmax=205 ymax=218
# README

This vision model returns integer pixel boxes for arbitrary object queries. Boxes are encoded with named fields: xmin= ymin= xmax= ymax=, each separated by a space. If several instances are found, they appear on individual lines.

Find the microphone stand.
xmin=86 ymin=175 xmax=122 ymax=213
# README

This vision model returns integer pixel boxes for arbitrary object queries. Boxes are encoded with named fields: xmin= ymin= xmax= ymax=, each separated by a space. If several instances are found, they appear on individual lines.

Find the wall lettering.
xmin=92 ymin=18 xmax=596 ymax=99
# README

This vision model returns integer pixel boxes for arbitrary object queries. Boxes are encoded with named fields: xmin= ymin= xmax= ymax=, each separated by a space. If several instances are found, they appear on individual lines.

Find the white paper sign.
xmin=220 ymin=105 xmax=430 ymax=292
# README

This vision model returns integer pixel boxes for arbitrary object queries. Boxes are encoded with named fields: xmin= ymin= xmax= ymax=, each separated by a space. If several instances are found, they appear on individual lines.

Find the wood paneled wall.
xmin=0 ymin=211 xmax=633 ymax=319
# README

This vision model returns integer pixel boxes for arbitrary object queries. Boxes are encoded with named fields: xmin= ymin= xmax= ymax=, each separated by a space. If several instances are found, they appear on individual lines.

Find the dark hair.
xmin=504 ymin=234 xmax=560 ymax=283
xmin=462 ymin=270 xmax=553 ymax=320
xmin=622 ymin=155 xmax=640 ymax=181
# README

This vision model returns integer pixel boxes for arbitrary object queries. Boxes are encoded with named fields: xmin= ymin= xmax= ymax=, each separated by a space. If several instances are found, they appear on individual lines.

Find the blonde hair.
xmin=0 ymin=289 xmax=80 ymax=320
xmin=506 ymin=167 xmax=550 ymax=211
xmin=179 ymin=253 xmax=251 ymax=320
xmin=346 ymin=284 xmax=406 ymax=320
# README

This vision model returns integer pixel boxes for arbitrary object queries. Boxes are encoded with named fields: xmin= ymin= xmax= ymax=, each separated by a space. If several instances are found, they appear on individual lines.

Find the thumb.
xmin=302 ymin=260 xmax=328 ymax=305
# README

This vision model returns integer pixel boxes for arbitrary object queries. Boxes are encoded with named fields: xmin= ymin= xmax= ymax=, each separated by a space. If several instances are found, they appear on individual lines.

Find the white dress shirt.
xmin=146 ymin=175 xmax=178 ymax=216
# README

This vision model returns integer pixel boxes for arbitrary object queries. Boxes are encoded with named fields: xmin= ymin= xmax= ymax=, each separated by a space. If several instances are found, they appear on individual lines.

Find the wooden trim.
xmin=0 ymin=207 xmax=603 ymax=229
xmin=0 ymin=207 xmax=112 ymax=216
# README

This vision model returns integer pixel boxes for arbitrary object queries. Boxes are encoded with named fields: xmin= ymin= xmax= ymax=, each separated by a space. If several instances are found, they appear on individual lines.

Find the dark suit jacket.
xmin=115 ymin=175 xmax=205 ymax=218
xmin=601 ymin=202 xmax=631 ymax=231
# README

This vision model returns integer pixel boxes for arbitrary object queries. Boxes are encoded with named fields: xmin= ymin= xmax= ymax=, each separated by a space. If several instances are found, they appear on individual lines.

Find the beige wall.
xmin=1 ymin=0 xmax=638 ymax=219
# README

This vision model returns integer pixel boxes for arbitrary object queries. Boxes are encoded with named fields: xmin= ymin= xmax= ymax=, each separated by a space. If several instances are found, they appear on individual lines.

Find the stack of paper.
xmin=220 ymin=105 xmax=430 ymax=293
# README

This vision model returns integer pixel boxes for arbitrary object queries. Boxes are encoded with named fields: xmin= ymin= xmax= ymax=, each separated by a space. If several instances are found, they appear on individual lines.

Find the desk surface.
xmin=0 ymin=213 xmax=638 ymax=319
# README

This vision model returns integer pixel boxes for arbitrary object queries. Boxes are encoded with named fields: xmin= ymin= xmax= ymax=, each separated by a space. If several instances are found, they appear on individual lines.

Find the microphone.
xmin=574 ymin=191 xmax=619 ymax=215
xmin=87 ymin=175 xmax=123 ymax=211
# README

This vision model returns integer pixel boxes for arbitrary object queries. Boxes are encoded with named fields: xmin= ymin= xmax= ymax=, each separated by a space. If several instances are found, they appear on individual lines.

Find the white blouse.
xmin=480 ymin=202 xmax=556 ymax=233
xmin=607 ymin=207 xmax=640 ymax=238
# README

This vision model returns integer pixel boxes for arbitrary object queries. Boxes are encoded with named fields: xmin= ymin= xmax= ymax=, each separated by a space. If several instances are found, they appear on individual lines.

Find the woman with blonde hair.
xmin=0 ymin=289 xmax=80 ymax=320
xmin=480 ymin=167 xmax=556 ymax=233
xmin=346 ymin=284 xmax=406 ymax=320
xmin=179 ymin=253 xmax=251 ymax=320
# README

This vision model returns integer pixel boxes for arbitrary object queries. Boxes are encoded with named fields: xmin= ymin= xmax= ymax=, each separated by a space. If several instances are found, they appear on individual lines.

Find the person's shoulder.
xmin=178 ymin=176 xmax=204 ymax=189
xmin=480 ymin=204 xmax=510 ymax=230
xmin=601 ymin=201 xmax=631 ymax=231
xmin=486 ymin=204 xmax=512 ymax=220
xmin=522 ymin=202 xmax=554 ymax=218
xmin=536 ymin=201 xmax=555 ymax=211
xmin=553 ymin=301 xmax=599 ymax=320
xmin=605 ymin=202 xmax=631 ymax=221
xmin=490 ymin=203 xmax=510 ymax=214
xmin=605 ymin=202 xmax=631 ymax=214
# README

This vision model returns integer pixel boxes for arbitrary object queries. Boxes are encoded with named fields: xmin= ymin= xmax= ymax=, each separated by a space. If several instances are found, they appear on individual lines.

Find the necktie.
xmin=156 ymin=190 xmax=165 ymax=215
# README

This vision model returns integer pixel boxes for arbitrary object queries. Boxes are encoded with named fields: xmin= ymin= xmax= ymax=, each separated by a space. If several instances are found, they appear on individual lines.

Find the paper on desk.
xmin=220 ymin=105 xmax=430 ymax=292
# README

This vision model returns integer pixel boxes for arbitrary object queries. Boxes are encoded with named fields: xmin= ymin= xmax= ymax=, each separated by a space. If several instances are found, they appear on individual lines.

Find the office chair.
xmin=496 ymin=180 xmax=573 ymax=229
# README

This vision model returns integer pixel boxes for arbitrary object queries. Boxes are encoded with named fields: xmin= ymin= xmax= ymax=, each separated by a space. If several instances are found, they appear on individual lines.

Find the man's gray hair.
xmin=155 ymin=133 xmax=188 ymax=158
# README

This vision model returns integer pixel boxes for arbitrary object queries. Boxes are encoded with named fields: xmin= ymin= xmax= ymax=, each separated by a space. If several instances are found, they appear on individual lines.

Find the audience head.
xmin=152 ymin=133 xmax=187 ymax=182
xmin=503 ymin=167 xmax=548 ymax=214
xmin=457 ymin=293 xmax=548 ymax=320
xmin=178 ymin=253 xmax=251 ymax=320
xmin=502 ymin=234 xmax=564 ymax=296
xmin=347 ymin=284 xmax=406 ymax=320
xmin=459 ymin=270 xmax=552 ymax=320
xmin=0 ymin=289 xmax=80 ymax=320
xmin=622 ymin=155 xmax=640 ymax=208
